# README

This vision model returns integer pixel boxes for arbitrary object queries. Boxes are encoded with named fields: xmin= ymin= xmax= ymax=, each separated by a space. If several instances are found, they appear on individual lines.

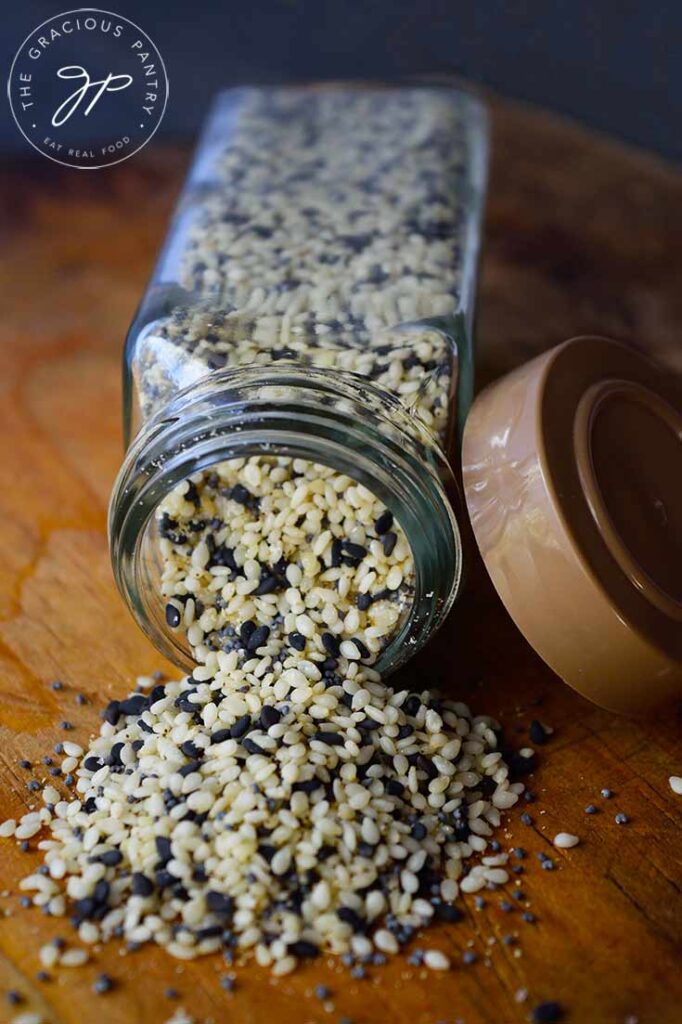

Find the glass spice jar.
xmin=109 ymin=82 xmax=488 ymax=674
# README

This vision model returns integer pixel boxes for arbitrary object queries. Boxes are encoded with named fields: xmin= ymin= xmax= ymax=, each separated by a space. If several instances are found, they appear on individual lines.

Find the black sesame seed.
xmin=206 ymin=891 xmax=235 ymax=916
xmin=211 ymin=728 xmax=232 ymax=744
xmin=131 ymin=872 xmax=154 ymax=897
xmin=615 ymin=813 xmax=630 ymax=825
xmin=93 ymin=973 xmax=115 ymax=995
xmin=230 ymin=483 xmax=252 ymax=505
xmin=289 ymin=632 xmax=306 ymax=651
xmin=72 ymin=896 xmax=96 ymax=921
xmin=239 ymin=620 xmax=256 ymax=643
xmin=119 ymin=694 xmax=147 ymax=716
xmin=219 ymin=975 xmax=236 ymax=991
xmin=155 ymin=836 xmax=172 ymax=862
xmin=532 ymin=1001 xmax=564 ymax=1023
xmin=352 ymin=638 xmax=370 ymax=659
xmin=529 ymin=720 xmax=549 ymax=745
xmin=260 ymin=705 xmax=281 ymax=729
xmin=179 ymin=740 xmax=201 ymax=759
xmin=60 ymin=720 xmax=73 ymax=731
xmin=229 ymin=715 xmax=251 ymax=739
xmin=165 ymin=603 xmax=181 ymax=628
xmin=374 ymin=510 xmax=394 ymax=535
xmin=585 ymin=804 xmax=598 ymax=814
xmin=19 ymin=759 xmax=31 ymax=770
xmin=291 ymin=778 xmax=322 ymax=793
xmin=601 ymin=788 xmax=614 ymax=799
xmin=404 ymin=695 xmax=421 ymax=717
xmin=6 ymin=990 xmax=23 ymax=1005
xmin=51 ymin=680 xmax=64 ymax=691
xmin=520 ymin=813 xmax=533 ymax=826
xmin=313 ymin=731 xmax=344 ymax=747
xmin=356 ymin=593 xmax=372 ymax=611
xmin=382 ymin=532 xmax=397 ymax=556
xmin=357 ymin=717 xmax=380 ymax=732
xmin=340 ymin=540 xmax=367 ymax=563
xmin=321 ymin=632 xmax=340 ymax=656
xmin=99 ymin=849 xmax=123 ymax=867
xmin=247 ymin=624 xmax=270 ymax=651
xmin=164 ymin=987 xmax=180 ymax=1000
xmin=254 ymin=574 xmax=280 ymax=596
xmin=84 ymin=757 xmax=104 ymax=773
xmin=94 ymin=878 xmax=110 ymax=905
xmin=337 ymin=907 xmax=366 ymax=932
xmin=462 ymin=950 xmax=477 ymax=964
xmin=314 ymin=984 xmax=331 ymax=1000
xmin=102 ymin=701 xmax=120 ymax=725
xmin=287 ymin=940 xmax=319 ymax=958
xmin=435 ymin=903 xmax=464 ymax=923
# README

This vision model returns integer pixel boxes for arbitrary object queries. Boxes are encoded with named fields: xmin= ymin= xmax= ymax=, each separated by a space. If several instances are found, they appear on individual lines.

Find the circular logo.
xmin=7 ymin=8 xmax=169 ymax=169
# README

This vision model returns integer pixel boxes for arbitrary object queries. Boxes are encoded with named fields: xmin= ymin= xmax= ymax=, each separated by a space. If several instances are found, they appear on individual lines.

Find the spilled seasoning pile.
xmin=1 ymin=458 xmax=521 ymax=976
xmin=3 ymin=660 xmax=520 ymax=975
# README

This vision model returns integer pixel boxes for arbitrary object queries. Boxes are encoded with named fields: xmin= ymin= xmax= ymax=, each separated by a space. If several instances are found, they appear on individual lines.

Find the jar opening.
xmin=110 ymin=364 xmax=463 ymax=675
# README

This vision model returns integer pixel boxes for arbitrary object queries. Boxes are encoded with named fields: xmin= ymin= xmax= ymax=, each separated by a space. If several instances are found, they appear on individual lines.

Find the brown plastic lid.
xmin=462 ymin=336 xmax=682 ymax=713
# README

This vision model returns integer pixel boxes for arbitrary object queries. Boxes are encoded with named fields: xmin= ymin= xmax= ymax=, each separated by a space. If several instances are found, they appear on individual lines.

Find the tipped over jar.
xmin=109 ymin=83 xmax=488 ymax=675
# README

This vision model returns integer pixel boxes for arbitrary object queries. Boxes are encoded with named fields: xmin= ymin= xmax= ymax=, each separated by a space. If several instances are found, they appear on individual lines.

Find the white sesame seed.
xmin=374 ymin=928 xmax=399 ymax=954
xmin=59 ymin=948 xmax=89 ymax=967
xmin=424 ymin=949 xmax=450 ymax=971
xmin=553 ymin=832 xmax=580 ymax=849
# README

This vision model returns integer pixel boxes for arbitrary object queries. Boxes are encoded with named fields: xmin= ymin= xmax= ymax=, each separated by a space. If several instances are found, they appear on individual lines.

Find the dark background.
xmin=2 ymin=0 xmax=681 ymax=160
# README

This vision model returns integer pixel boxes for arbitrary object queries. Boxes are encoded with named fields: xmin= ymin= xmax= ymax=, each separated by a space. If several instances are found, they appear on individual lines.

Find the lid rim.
xmin=463 ymin=334 xmax=682 ymax=714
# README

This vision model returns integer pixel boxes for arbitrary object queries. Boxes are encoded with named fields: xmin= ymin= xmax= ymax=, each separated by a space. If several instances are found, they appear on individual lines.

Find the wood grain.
xmin=0 ymin=93 xmax=680 ymax=1024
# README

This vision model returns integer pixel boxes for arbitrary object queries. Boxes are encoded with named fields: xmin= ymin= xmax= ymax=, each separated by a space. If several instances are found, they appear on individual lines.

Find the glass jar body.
xmin=110 ymin=82 xmax=488 ymax=674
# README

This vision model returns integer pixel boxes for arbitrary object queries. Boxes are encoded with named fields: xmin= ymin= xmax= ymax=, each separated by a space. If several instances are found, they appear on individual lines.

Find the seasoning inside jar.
xmin=112 ymin=83 xmax=487 ymax=674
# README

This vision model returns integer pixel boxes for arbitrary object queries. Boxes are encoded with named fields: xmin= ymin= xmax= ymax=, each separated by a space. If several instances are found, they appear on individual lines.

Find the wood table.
xmin=0 ymin=93 xmax=680 ymax=1024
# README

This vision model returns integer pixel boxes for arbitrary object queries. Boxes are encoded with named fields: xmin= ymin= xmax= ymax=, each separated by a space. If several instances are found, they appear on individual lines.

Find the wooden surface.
xmin=0 ymin=93 xmax=681 ymax=1024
